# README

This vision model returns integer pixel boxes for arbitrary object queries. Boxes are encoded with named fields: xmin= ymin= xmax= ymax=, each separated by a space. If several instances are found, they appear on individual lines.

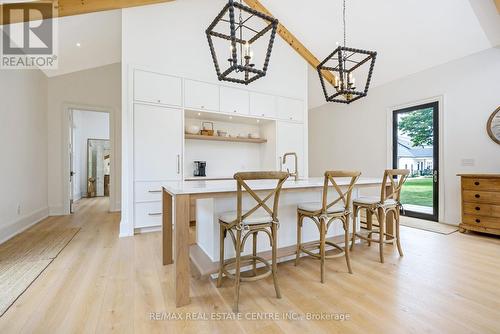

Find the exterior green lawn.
xmin=400 ymin=177 xmax=433 ymax=207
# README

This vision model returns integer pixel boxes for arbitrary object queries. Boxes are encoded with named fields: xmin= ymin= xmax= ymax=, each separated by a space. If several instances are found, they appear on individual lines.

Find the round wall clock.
xmin=487 ymin=107 xmax=500 ymax=145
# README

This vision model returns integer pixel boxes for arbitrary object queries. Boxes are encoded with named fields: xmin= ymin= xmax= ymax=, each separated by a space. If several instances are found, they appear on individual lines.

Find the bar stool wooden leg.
xmin=252 ymin=232 xmax=258 ymax=276
xmin=233 ymin=229 xmax=242 ymax=313
xmin=344 ymin=215 xmax=353 ymax=274
xmin=319 ymin=218 xmax=326 ymax=283
xmin=377 ymin=207 xmax=386 ymax=263
xmin=350 ymin=205 xmax=358 ymax=251
xmin=366 ymin=209 xmax=373 ymax=246
xmin=295 ymin=213 xmax=302 ymax=266
xmin=395 ymin=210 xmax=404 ymax=257
xmin=271 ymin=223 xmax=281 ymax=298
xmin=217 ymin=224 xmax=225 ymax=288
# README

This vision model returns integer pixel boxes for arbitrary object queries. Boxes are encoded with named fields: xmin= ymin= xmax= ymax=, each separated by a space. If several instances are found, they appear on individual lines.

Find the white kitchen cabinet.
xmin=134 ymin=202 xmax=162 ymax=228
xmin=277 ymin=121 xmax=305 ymax=178
xmin=134 ymin=70 xmax=182 ymax=106
xmin=184 ymin=79 xmax=220 ymax=111
xmin=277 ymin=96 xmax=304 ymax=122
xmin=134 ymin=103 xmax=182 ymax=181
xmin=249 ymin=92 xmax=276 ymax=118
xmin=134 ymin=181 xmax=166 ymax=202
xmin=220 ymin=86 xmax=249 ymax=115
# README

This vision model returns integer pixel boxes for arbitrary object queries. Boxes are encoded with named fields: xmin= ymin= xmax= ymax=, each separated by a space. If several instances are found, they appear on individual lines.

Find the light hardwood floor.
xmin=1 ymin=197 xmax=499 ymax=333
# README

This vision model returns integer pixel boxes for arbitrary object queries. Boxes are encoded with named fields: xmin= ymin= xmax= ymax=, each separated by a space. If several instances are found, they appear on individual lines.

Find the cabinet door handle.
xmin=475 ymin=206 xmax=480 ymax=211
xmin=148 ymin=212 xmax=162 ymax=216
xmin=475 ymin=194 xmax=480 ymax=198
xmin=177 ymin=154 xmax=180 ymax=174
xmin=148 ymin=190 xmax=161 ymax=193
xmin=475 ymin=219 xmax=481 ymax=223
xmin=474 ymin=181 xmax=480 ymax=186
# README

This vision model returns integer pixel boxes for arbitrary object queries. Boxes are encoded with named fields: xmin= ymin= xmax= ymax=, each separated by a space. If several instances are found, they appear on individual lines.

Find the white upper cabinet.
xmin=277 ymin=121 xmax=305 ymax=178
xmin=184 ymin=79 xmax=220 ymax=111
xmin=134 ymin=103 xmax=183 ymax=181
xmin=277 ymin=96 xmax=304 ymax=122
xmin=220 ymin=86 xmax=249 ymax=115
xmin=249 ymin=92 xmax=276 ymax=118
xmin=134 ymin=70 xmax=182 ymax=106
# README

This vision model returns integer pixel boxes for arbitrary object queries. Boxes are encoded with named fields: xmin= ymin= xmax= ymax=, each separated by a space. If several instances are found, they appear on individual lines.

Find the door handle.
xmin=433 ymin=170 xmax=438 ymax=183
xmin=177 ymin=154 xmax=180 ymax=174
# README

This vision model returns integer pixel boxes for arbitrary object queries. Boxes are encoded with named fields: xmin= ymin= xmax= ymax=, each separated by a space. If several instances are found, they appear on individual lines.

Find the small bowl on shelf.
xmin=217 ymin=130 xmax=227 ymax=137
xmin=185 ymin=125 xmax=200 ymax=135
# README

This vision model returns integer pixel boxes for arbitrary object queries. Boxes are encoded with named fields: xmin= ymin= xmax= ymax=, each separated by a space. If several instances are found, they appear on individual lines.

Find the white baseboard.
xmin=0 ymin=207 xmax=49 ymax=244
xmin=49 ymin=206 xmax=65 ymax=216
xmin=134 ymin=225 xmax=161 ymax=234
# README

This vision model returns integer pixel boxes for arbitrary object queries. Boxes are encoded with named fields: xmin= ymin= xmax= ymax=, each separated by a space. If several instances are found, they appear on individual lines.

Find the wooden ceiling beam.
xmin=243 ymin=0 xmax=336 ymax=86
xmin=0 ymin=0 xmax=174 ymax=25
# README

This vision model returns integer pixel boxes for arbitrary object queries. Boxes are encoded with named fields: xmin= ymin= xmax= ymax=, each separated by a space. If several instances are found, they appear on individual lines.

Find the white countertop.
xmin=163 ymin=177 xmax=381 ymax=195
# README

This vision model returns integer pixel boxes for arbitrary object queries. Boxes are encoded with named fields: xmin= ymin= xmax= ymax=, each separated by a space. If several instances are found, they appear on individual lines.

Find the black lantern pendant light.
xmin=206 ymin=0 xmax=278 ymax=85
xmin=317 ymin=0 xmax=377 ymax=104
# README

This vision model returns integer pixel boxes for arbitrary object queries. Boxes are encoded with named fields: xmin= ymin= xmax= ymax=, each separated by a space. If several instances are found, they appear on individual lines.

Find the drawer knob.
xmin=475 ymin=206 xmax=480 ymax=211
xmin=475 ymin=219 xmax=481 ymax=223
xmin=475 ymin=194 xmax=480 ymax=198
xmin=474 ymin=181 xmax=480 ymax=186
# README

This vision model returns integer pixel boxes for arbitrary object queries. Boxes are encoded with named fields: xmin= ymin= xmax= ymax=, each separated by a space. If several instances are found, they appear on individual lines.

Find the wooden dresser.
xmin=458 ymin=174 xmax=500 ymax=235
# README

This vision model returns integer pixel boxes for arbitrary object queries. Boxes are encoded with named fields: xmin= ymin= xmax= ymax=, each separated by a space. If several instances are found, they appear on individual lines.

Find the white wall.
xmin=309 ymin=47 xmax=500 ymax=225
xmin=47 ymin=63 xmax=121 ymax=214
xmin=72 ymin=110 xmax=110 ymax=200
xmin=0 ymin=69 xmax=48 ymax=243
xmin=121 ymin=0 xmax=308 ymax=235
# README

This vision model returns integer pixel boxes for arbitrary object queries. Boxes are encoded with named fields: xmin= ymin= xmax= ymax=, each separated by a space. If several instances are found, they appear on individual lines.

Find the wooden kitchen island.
xmin=162 ymin=177 xmax=387 ymax=307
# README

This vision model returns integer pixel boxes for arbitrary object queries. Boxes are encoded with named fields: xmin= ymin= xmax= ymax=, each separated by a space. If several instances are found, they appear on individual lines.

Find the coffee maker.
xmin=193 ymin=161 xmax=206 ymax=177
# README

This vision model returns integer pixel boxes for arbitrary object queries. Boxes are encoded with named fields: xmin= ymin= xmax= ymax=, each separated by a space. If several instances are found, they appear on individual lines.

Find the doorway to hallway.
xmin=69 ymin=109 xmax=111 ymax=213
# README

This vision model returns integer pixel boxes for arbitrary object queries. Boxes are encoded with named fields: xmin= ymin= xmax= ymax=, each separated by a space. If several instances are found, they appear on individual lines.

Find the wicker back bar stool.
xmin=217 ymin=171 xmax=289 ymax=312
xmin=350 ymin=169 xmax=410 ymax=263
xmin=295 ymin=171 xmax=361 ymax=283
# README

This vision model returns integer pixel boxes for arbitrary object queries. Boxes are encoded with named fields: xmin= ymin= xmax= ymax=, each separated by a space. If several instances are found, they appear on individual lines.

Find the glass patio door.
xmin=392 ymin=101 xmax=439 ymax=221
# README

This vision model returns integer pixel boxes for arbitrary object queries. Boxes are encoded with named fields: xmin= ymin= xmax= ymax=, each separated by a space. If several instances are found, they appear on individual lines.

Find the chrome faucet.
xmin=282 ymin=152 xmax=299 ymax=181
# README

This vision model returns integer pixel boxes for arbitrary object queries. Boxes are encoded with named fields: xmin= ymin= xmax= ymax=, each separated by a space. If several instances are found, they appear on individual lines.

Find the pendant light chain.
xmin=343 ymin=0 xmax=346 ymax=47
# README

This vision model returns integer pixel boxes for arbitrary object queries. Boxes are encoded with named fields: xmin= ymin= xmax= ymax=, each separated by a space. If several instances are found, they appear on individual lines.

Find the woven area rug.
xmin=0 ymin=227 xmax=80 ymax=316
xmin=399 ymin=217 xmax=459 ymax=235
xmin=360 ymin=211 xmax=458 ymax=235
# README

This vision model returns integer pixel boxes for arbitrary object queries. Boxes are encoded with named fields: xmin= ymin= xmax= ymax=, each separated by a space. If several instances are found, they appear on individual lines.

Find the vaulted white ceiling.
xmin=43 ymin=0 xmax=499 ymax=111
xmin=257 ymin=0 xmax=500 ymax=109
xmin=42 ymin=9 xmax=121 ymax=77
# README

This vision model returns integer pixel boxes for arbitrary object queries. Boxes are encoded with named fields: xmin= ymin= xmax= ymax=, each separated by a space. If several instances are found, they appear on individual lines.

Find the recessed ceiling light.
xmin=256 ymin=119 xmax=260 ymax=123
xmin=197 ymin=112 xmax=201 ymax=116
xmin=76 ymin=42 xmax=81 ymax=47
xmin=229 ymin=116 xmax=233 ymax=120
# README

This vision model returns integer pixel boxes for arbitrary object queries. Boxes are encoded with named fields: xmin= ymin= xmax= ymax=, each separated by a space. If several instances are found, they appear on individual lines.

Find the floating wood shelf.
xmin=185 ymin=134 xmax=267 ymax=144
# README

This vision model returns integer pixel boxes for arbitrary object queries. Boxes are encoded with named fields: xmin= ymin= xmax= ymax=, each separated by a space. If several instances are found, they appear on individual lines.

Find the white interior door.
xmin=69 ymin=110 xmax=75 ymax=213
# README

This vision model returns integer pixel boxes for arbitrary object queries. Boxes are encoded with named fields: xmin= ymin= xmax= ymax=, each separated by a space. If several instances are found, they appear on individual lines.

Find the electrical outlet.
xmin=17 ymin=204 xmax=21 ymax=215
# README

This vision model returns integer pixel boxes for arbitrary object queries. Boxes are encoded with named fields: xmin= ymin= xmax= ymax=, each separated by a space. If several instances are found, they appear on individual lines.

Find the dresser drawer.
xmin=462 ymin=215 xmax=500 ymax=229
xmin=134 ymin=202 xmax=162 ymax=228
xmin=462 ymin=178 xmax=500 ymax=191
xmin=135 ymin=181 xmax=165 ymax=202
xmin=463 ymin=203 xmax=500 ymax=218
xmin=463 ymin=190 xmax=500 ymax=205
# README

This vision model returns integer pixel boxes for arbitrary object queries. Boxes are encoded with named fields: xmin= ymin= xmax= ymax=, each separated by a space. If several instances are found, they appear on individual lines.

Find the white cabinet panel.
xmin=277 ymin=97 xmax=304 ymax=122
xmin=134 ymin=104 xmax=182 ymax=181
xmin=184 ymin=80 xmax=220 ymax=111
xmin=134 ymin=70 xmax=182 ymax=106
xmin=134 ymin=202 xmax=162 ymax=228
xmin=220 ymin=86 xmax=249 ymax=115
xmin=277 ymin=121 xmax=305 ymax=177
xmin=249 ymin=92 xmax=276 ymax=118
xmin=134 ymin=181 xmax=166 ymax=203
